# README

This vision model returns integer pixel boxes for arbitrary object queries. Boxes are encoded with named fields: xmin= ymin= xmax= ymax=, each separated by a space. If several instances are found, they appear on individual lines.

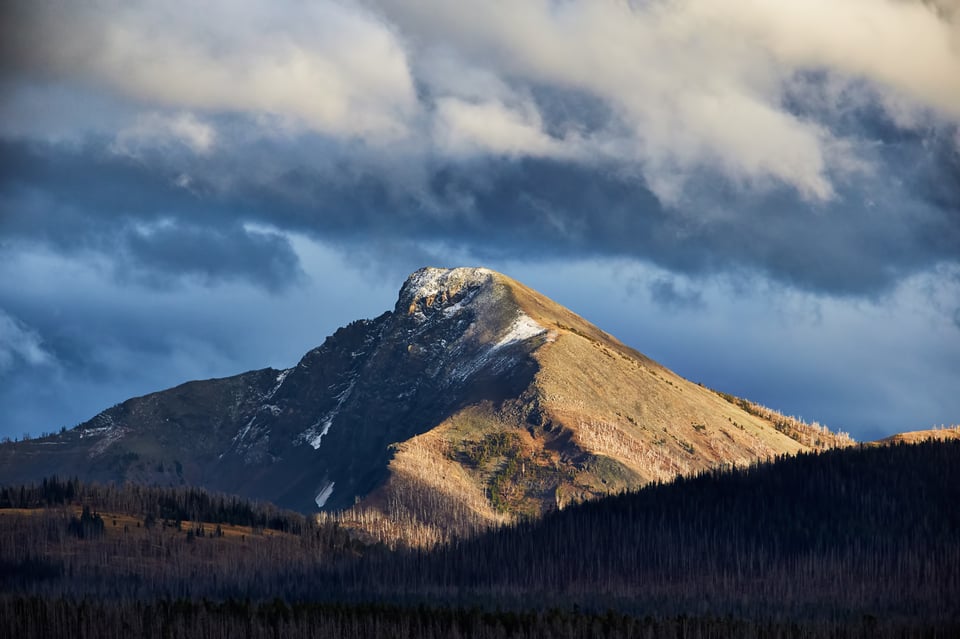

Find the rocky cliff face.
xmin=0 ymin=267 xmax=850 ymax=541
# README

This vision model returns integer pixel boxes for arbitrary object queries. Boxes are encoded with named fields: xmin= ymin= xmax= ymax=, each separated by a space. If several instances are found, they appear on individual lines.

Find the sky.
xmin=0 ymin=0 xmax=958 ymax=442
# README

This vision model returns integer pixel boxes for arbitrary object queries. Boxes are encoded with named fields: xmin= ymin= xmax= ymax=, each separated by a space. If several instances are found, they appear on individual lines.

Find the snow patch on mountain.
xmin=79 ymin=426 xmax=113 ymax=439
xmin=298 ymin=376 xmax=357 ymax=450
xmin=448 ymin=311 xmax=545 ymax=383
xmin=77 ymin=412 xmax=131 ymax=457
xmin=80 ymin=412 xmax=117 ymax=438
xmin=496 ymin=313 xmax=546 ymax=348
xmin=402 ymin=266 xmax=493 ymax=303
xmin=443 ymin=300 xmax=466 ymax=317
xmin=88 ymin=426 xmax=129 ymax=458
xmin=307 ymin=419 xmax=333 ymax=449
xmin=265 ymin=368 xmax=291 ymax=399
xmin=232 ymin=415 xmax=257 ymax=447
xmin=315 ymin=481 xmax=335 ymax=509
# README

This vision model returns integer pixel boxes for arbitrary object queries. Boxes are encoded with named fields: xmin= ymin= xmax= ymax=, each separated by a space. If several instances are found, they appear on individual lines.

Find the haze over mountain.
xmin=0 ymin=267 xmax=851 ymax=541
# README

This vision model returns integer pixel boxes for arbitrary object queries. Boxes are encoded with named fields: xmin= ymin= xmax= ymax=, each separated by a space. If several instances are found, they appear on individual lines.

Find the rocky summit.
xmin=0 ymin=267 xmax=851 ymax=543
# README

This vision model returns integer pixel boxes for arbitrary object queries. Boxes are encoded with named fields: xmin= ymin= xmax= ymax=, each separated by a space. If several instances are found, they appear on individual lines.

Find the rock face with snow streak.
xmin=0 ymin=267 xmax=835 ymax=536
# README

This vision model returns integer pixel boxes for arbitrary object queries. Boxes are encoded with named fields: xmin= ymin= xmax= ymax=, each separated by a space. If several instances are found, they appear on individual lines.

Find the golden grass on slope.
xmin=504 ymin=269 xmax=851 ymax=451
xmin=713 ymin=392 xmax=855 ymax=450
xmin=321 ymin=414 xmax=536 ymax=549
xmin=343 ymin=323 xmax=824 ymax=547
xmin=334 ymin=271 xmax=857 ymax=548
xmin=532 ymin=331 xmax=807 ymax=476
xmin=338 ymin=278 xmax=845 ymax=547
xmin=874 ymin=425 xmax=960 ymax=445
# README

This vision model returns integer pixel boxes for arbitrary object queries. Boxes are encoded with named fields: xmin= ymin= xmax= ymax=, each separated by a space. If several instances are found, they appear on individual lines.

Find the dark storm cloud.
xmin=0 ymin=0 xmax=956 ymax=302
xmin=121 ymin=224 xmax=302 ymax=290
xmin=2 ymin=118 xmax=958 ymax=300
xmin=0 ymin=140 xmax=303 ymax=290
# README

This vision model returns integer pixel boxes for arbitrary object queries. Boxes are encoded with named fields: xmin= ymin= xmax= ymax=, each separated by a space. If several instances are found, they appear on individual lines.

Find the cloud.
xmin=370 ymin=0 xmax=960 ymax=201
xmin=2 ymin=120 xmax=958 ymax=298
xmin=648 ymin=277 xmax=705 ymax=310
xmin=118 ymin=221 xmax=305 ymax=290
xmin=0 ymin=139 xmax=305 ymax=291
xmin=113 ymin=112 xmax=217 ymax=156
xmin=7 ymin=0 xmax=958 ymax=205
xmin=433 ymin=97 xmax=579 ymax=159
xmin=0 ymin=309 xmax=53 ymax=373
xmin=2 ymin=0 xmax=418 ymax=140
xmin=367 ymin=0 xmax=849 ymax=201
xmin=694 ymin=0 xmax=960 ymax=120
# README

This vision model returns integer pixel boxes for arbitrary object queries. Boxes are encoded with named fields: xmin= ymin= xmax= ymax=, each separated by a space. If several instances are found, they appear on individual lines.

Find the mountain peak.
xmin=397 ymin=266 xmax=497 ymax=317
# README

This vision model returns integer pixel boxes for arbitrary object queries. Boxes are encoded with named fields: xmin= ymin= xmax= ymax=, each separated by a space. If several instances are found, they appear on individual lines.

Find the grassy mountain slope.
xmin=334 ymin=269 xmax=850 ymax=544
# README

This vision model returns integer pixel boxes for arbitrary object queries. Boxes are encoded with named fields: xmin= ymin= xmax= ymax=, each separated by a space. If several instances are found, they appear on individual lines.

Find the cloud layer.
xmin=1 ymin=0 xmax=958 ymax=440
xmin=5 ymin=0 xmax=958 ymax=197
xmin=2 ymin=0 xmax=957 ymax=292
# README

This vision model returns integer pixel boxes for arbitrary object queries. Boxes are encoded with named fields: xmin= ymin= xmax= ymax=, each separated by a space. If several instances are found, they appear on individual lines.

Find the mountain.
xmin=0 ymin=267 xmax=852 ymax=542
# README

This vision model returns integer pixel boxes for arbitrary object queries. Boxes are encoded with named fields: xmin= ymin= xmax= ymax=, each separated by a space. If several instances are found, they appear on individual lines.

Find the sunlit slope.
xmin=333 ymin=269 xmax=846 ymax=545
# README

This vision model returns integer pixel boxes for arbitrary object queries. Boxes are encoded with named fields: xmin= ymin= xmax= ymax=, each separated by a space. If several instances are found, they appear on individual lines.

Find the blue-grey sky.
xmin=1 ymin=0 xmax=958 ymax=442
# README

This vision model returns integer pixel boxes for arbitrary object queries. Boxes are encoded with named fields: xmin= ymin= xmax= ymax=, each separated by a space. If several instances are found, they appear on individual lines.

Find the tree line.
xmin=0 ymin=477 xmax=312 ymax=534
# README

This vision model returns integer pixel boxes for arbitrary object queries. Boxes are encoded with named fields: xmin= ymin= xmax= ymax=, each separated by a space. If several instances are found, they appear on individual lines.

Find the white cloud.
xmin=369 ymin=0 xmax=960 ymax=200
xmin=5 ymin=0 xmax=959 ymax=203
xmin=0 ymin=309 xmax=54 ymax=373
xmin=113 ymin=112 xmax=216 ymax=155
xmin=7 ymin=0 xmax=418 ymax=141
xmin=693 ymin=0 xmax=960 ymax=120
xmin=433 ymin=97 xmax=574 ymax=159
xmin=367 ymin=0 xmax=849 ymax=200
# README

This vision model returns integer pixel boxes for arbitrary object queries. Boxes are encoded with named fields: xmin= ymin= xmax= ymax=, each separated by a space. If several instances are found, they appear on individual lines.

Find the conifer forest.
xmin=1 ymin=440 xmax=958 ymax=637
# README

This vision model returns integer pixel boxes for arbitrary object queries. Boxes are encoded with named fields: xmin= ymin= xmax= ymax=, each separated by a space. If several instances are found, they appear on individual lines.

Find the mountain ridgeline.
xmin=0 ymin=267 xmax=852 ymax=542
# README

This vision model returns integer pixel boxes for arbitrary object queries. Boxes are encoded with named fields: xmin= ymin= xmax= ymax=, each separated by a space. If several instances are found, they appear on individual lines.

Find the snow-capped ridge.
xmin=397 ymin=267 xmax=495 ymax=319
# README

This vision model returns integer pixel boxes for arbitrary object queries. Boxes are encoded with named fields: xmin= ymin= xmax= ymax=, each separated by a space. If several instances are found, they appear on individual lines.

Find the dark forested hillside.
xmin=327 ymin=439 xmax=960 ymax=625
xmin=2 ymin=440 xmax=958 ymax=637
